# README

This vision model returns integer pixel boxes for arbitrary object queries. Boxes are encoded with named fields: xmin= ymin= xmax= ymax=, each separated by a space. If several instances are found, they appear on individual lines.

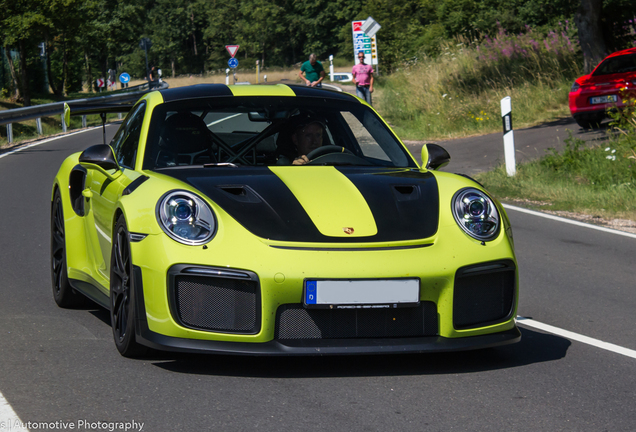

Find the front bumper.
xmin=136 ymin=325 xmax=521 ymax=356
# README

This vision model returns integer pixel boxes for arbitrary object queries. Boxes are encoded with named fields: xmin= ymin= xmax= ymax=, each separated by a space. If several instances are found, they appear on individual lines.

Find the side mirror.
xmin=79 ymin=144 xmax=122 ymax=180
xmin=421 ymin=143 xmax=451 ymax=170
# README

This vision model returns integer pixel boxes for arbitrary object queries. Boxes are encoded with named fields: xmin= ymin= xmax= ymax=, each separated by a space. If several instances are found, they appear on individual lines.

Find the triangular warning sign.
xmin=225 ymin=45 xmax=239 ymax=58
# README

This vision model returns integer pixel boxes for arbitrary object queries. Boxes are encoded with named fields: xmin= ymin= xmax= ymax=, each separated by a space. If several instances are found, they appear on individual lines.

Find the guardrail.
xmin=0 ymin=80 xmax=168 ymax=143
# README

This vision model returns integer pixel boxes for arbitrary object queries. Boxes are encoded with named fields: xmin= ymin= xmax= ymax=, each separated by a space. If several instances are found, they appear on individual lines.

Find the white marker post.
xmin=329 ymin=55 xmax=334 ymax=82
xmin=500 ymin=96 xmax=516 ymax=176
xmin=225 ymin=69 xmax=230 ymax=85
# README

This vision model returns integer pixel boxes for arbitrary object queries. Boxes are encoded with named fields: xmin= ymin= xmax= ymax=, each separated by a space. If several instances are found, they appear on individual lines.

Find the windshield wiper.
xmin=203 ymin=162 xmax=239 ymax=168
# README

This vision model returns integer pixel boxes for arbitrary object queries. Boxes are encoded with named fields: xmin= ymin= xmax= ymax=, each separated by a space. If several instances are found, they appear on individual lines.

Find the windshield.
xmin=143 ymin=96 xmax=416 ymax=169
xmin=593 ymin=53 xmax=636 ymax=76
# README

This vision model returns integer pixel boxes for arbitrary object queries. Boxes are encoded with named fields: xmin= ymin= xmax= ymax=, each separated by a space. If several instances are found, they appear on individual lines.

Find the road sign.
xmin=228 ymin=57 xmax=239 ymax=68
xmin=361 ymin=17 xmax=381 ymax=38
xmin=352 ymin=21 xmax=378 ymax=66
xmin=225 ymin=45 xmax=240 ymax=58
xmin=119 ymin=72 xmax=130 ymax=84
xmin=96 ymin=78 xmax=105 ymax=88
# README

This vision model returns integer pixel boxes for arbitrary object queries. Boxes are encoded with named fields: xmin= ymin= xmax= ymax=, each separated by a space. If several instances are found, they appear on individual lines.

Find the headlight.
xmin=570 ymin=82 xmax=580 ymax=92
xmin=156 ymin=190 xmax=216 ymax=245
xmin=451 ymin=188 xmax=500 ymax=241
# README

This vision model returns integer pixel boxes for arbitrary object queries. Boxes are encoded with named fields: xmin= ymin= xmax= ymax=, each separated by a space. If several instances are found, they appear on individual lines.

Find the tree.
xmin=0 ymin=0 xmax=50 ymax=104
xmin=574 ymin=0 xmax=607 ymax=73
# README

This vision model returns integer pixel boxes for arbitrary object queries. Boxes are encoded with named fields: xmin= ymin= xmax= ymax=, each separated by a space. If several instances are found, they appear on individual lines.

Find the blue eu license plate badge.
xmin=305 ymin=280 xmax=317 ymax=305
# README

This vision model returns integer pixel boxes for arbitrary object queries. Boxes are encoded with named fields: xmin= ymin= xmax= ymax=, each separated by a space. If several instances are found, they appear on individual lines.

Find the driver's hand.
xmin=293 ymin=155 xmax=310 ymax=165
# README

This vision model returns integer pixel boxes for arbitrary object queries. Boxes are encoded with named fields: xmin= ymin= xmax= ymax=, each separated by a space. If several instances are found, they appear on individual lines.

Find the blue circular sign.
xmin=228 ymin=58 xmax=239 ymax=68
xmin=119 ymin=72 xmax=131 ymax=84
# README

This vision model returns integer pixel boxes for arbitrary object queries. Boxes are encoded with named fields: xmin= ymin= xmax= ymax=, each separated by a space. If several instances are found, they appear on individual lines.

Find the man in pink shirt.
xmin=352 ymin=50 xmax=374 ymax=105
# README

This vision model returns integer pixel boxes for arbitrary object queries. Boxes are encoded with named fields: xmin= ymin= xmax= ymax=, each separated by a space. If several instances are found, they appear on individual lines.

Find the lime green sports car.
xmin=51 ymin=84 xmax=520 ymax=357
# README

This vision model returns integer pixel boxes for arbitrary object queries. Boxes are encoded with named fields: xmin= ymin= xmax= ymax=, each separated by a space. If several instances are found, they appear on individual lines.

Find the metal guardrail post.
xmin=36 ymin=118 xmax=43 ymax=135
xmin=82 ymin=115 xmax=87 ymax=128
xmin=118 ymin=113 xmax=122 ymax=119
xmin=6 ymin=124 xmax=12 ymax=143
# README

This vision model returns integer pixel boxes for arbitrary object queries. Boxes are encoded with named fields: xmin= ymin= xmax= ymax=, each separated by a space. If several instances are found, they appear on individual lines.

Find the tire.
xmin=110 ymin=215 xmax=147 ymax=358
xmin=51 ymin=189 xmax=86 ymax=308
xmin=574 ymin=114 xmax=603 ymax=129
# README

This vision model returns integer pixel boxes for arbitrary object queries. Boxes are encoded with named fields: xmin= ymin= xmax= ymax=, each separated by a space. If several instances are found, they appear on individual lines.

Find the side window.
xmin=111 ymin=103 xmax=146 ymax=169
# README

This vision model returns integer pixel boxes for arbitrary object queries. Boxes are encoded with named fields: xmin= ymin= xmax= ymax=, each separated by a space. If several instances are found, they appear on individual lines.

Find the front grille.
xmin=275 ymin=302 xmax=438 ymax=340
xmin=173 ymin=274 xmax=259 ymax=333
xmin=453 ymin=260 xmax=516 ymax=329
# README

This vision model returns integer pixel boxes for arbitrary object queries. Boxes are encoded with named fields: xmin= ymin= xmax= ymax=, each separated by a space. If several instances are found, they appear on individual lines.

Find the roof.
xmin=158 ymin=84 xmax=357 ymax=102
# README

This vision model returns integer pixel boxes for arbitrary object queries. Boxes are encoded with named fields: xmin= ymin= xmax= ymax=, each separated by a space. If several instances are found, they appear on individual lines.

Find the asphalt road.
xmin=404 ymin=116 xmax=610 ymax=174
xmin=0 ymin=124 xmax=634 ymax=431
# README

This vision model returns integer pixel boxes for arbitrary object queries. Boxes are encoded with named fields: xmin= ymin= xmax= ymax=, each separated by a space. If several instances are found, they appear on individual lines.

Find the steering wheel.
xmin=306 ymin=145 xmax=353 ymax=160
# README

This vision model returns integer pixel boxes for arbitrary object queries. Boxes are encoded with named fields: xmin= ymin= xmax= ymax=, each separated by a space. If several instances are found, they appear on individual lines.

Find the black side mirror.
xmin=424 ymin=144 xmax=451 ymax=170
xmin=79 ymin=144 xmax=121 ymax=179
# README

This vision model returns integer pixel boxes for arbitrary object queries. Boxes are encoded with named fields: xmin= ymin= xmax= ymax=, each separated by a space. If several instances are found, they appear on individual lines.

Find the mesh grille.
xmin=174 ymin=275 xmax=258 ymax=333
xmin=453 ymin=267 xmax=515 ymax=329
xmin=275 ymin=302 xmax=438 ymax=340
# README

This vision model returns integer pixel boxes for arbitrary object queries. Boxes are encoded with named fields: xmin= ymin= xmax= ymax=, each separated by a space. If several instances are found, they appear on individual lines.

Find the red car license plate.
xmin=590 ymin=95 xmax=618 ymax=104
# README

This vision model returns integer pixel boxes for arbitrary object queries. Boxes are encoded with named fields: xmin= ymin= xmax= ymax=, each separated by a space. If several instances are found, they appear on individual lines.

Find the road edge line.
xmin=517 ymin=317 xmax=636 ymax=359
xmin=0 ymin=390 xmax=29 ymax=431
xmin=503 ymin=204 xmax=636 ymax=240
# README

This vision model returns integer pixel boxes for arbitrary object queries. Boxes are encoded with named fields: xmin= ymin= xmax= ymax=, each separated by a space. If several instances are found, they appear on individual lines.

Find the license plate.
xmin=303 ymin=279 xmax=420 ymax=309
xmin=590 ymin=95 xmax=617 ymax=104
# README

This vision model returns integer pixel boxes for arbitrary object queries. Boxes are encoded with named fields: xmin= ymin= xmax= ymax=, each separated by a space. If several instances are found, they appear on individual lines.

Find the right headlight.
xmin=451 ymin=188 xmax=500 ymax=241
xmin=156 ymin=190 xmax=216 ymax=245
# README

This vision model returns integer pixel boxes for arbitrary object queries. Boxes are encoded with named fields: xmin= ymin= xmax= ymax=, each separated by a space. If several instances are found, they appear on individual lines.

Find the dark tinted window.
xmin=111 ymin=102 xmax=146 ymax=169
xmin=142 ymin=97 xmax=416 ymax=169
xmin=593 ymin=53 xmax=636 ymax=76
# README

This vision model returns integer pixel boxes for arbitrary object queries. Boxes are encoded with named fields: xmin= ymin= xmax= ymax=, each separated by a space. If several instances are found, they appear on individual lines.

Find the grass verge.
xmin=375 ymin=26 xmax=581 ymax=141
xmin=476 ymin=100 xmax=636 ymax=222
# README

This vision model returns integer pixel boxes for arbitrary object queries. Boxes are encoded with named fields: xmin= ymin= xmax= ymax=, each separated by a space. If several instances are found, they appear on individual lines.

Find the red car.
xmin=569 ymin=47 xmax=636 ymax=128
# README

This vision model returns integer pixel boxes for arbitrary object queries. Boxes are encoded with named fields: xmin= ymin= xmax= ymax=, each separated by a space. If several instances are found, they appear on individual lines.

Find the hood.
xmin=157 ymin=166 xmax=439 ymax=243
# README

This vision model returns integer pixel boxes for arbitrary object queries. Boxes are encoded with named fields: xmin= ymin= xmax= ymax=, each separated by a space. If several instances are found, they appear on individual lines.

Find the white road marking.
xmin=0 ymin=390 xmax=29 ymax=431
xmin=503 ymin=204 xmax=636 ymax=240
xmin=517 ymin=316 xmax=636 ymax=359
xmin=0 ymin=126 xmax=111 ymax=161
xmin=207 ymin=113 xmax=242 ymax=127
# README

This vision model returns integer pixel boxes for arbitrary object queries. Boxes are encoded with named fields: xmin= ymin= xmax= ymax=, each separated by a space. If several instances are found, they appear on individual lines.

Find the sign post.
xmin=119 ymin=72 xmax=130 ymax=89
xmin=352 ymin=18 xmax=379 ymax=70
xmin=139 ymin=38 xmax=152 ymax=83
xmin=225 ymin=45 xmax=240 ymax=84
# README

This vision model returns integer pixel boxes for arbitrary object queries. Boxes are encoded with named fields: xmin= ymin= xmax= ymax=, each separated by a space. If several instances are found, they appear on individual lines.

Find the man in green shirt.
xmin=298 ymin=53 xmax=325 ymax=88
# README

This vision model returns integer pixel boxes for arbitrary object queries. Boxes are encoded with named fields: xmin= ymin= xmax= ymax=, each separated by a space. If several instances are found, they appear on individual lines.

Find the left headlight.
xmin=156 ymin=190 xmax=216 ymax=245
xmin=451 ymin=188 xmax=500 ymax=241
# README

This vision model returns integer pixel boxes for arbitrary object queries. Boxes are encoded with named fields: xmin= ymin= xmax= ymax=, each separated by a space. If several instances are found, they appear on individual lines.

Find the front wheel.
xmin=110 ymin=215 xmax=147 ymax=358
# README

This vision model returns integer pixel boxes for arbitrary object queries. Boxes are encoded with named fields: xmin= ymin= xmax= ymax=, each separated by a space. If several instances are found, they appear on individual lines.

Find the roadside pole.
xmin=329 ymin=55 xmax=334 ymax=81
xmin=225 ymin=69 xmax=230 ymax=85
xmin=256 ymin=60 xmax=260 ymax=84
xmin=225 ymin=45 xmax=240 ymax=85
xmin=501 ymin=96 xmax=516 ymax=176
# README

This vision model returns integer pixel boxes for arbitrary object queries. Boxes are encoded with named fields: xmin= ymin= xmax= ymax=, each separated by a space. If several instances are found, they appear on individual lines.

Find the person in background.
xmin=298 ymin=54 xmax=325 ymax=88
xmin=352 ymin=50 xmax=374 ymax=105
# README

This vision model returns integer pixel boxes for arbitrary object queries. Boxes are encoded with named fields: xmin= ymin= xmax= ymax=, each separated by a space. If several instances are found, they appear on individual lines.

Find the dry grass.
xmin=80 ymin=67 xmax=354 ymax=92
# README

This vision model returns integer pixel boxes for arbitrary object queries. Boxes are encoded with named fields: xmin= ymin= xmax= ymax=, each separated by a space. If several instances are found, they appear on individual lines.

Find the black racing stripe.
xmin=288 ymin=85 xmax=359 ymax=101
xmin=155 ymin=167 xmax=324 ymax=242
xmin=156 ymin=167 xmax=439 ymax=243
xmin=160 ymin=84 xmax=233 ymax=102
xmin=336 ymin=167 xmax=440 ymax=241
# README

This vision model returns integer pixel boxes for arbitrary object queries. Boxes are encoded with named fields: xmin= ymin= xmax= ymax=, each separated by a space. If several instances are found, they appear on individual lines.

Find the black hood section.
xmin=156 ymin=167 xmax=439 ymax=243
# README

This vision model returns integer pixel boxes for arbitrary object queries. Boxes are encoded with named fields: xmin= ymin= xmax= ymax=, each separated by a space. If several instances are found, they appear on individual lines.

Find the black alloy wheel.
xmin=51 ymin=189 xmax=85 ymax=308
xmin=110 ymin=215 xmax=147 ymax=358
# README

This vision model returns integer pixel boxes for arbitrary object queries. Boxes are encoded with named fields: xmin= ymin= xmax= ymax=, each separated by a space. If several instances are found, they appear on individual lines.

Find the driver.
xmin=275 ymin=115 xmax=327 ymax=165
xmin=291 ymin=119 xmax=324 ymax=165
